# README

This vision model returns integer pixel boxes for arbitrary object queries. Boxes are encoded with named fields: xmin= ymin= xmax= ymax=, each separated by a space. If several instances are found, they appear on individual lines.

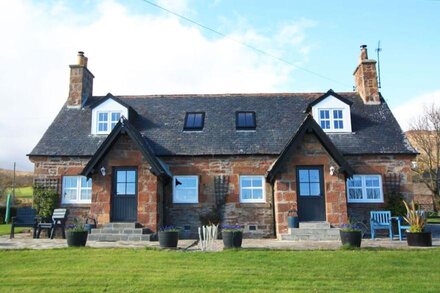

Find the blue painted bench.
xmin=370 ymin=211 xmax=393 ymax=240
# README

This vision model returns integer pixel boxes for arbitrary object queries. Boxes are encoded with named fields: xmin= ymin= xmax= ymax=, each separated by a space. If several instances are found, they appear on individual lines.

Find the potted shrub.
xmin=222 ymin=225 xmax=243 ymax=249
xmin=287 ymin=208 xmax=299 ymax=228
xmin=339 ymin=223 xmax=362 ymax=247
xmin=403 ymin=200 xmax=432 ymax=247
xmin=158 ymin=226 xmax=180 ymax=248
xmin=66 ymin=218 xmax=88 ymax=247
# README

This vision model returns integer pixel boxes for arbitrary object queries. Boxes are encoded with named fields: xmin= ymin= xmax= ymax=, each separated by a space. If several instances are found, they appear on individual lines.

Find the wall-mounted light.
xmin=411 ymin=161 xmax=418 ymax=170
xmin=329 ymin=166 xmax=336 ymax=176
xmin=100 ymin=167 xmax=106 ymax=176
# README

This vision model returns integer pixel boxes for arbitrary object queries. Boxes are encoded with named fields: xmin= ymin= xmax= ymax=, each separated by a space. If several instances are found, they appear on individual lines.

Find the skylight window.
xmin=236 ymin=112 xmax=256 ymax=130
xmin=184 ymin=112 xmax=204 ymax=130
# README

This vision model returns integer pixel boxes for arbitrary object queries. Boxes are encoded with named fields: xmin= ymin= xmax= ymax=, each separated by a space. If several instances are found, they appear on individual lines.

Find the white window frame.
xmin=96 ymin=111 xmax=122 ymax=134
xmin=319 ymin=108 xmax=344 ymax=131
xmin=346 ymin=174 xmax=384 ymax=203
xmin=311 ymin=94 xmax=352 ymax=133
xmin=239 ymin=175 xmax=266 ymax=203
xmin=62 ymin=176 xmax=92 ymax=204
xmin=172 ymin=175 xmax=199 ymax=204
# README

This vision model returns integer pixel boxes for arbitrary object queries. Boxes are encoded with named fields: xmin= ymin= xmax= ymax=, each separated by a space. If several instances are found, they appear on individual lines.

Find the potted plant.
xmin=287 ymin=208 xmax=299 ymax=228
xmin=339 ymin=222 xmax=362 ymax=247
xmin=403 ymin=200 xmax=432 ymax=247
xmin=158 ymin=226 xmax=180 ymax=248
xmin=66 ymin=218 xmax=88 ymax=247
xmin=222 ymin=225 xmax=243 ymax=249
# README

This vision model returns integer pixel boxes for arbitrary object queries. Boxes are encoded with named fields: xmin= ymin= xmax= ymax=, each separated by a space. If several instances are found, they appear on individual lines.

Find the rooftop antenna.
xmin=375 ymin=40 xmax=382 ymax=89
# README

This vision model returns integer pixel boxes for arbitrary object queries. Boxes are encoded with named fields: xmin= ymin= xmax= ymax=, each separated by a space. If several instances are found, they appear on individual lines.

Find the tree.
xmin=408 ymin=103 xmax=440 ymax=211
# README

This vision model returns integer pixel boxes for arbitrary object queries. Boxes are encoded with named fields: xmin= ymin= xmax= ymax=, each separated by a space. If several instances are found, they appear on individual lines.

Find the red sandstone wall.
xmin=162 ymin=156 xmax=276 ymax=238
xmin=273 ymin=134 xmax=348 ymax=236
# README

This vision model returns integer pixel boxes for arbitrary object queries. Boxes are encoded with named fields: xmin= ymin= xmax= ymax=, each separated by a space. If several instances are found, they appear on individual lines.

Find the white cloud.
xmin=392 ymin=90 xmax=440 ymax=131
xmin=156 ymin=0 xmax=192 ymax=15
xmin=0 ymin=0 xmax=314 ymax=171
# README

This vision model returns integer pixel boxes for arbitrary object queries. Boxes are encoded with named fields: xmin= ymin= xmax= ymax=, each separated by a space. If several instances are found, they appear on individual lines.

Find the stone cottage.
xmin=29 ymin=45 xmax=417 ymax=240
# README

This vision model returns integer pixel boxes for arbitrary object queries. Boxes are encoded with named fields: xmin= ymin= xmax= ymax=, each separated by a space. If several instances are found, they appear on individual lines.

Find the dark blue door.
xmin=111 ymin=168 xmax=137 ymax=222
xmin=297 ymin=166 xmax=325 ymax=221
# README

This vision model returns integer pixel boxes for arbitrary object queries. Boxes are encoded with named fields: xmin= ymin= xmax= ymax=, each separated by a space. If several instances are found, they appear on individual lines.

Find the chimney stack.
xmin=353 ymin=45 xmax=380 ymax=104
xmin=67 ymin=51 xmax=94 ymax=108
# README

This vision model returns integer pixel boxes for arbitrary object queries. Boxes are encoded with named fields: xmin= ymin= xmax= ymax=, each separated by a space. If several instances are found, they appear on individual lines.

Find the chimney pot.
xmin=77 ymin=51 xmax=88 ymax=67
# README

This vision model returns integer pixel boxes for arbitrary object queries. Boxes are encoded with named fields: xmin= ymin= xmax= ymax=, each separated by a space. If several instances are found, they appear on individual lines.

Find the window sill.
xmin=237 ymin=202 xmax=271 ymax=208
xmin=61 ymin=202 xmax=91 ymax=207
xmin=170 ymin=203 xmax=201 ymax=209
xmin=347 ymin=200 xmax=384 ymax=204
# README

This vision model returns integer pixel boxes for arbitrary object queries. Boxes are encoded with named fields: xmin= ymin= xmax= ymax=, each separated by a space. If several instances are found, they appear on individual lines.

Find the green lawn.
xmin=428 ymin=217 xmax=440 ymax=224
xmin=5 ymin=186 xmax=33 ymax=199
xmin=0 ymin=248 xmax=439 ymax=292
xmin=0 ymin=224 xmax=27 ymax=236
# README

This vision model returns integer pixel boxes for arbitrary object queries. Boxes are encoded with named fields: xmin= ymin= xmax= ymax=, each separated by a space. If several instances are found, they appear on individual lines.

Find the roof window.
xmin=184 ymin=112 xmax=204 ymax=131
xmin=236 ymin=111 xmax=256 ymax=130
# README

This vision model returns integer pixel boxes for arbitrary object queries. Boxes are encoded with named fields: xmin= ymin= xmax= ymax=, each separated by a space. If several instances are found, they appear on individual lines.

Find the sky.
xmin=0 ymin=0 xmax=439 ymax=171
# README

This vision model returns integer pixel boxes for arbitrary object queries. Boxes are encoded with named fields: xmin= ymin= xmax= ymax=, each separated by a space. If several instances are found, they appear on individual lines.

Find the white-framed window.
xmin=62 ymin=176 xmax=92 ymax=204
xmin=240 ymin=176 xmax=265 ymax=203
xmin=96 ymin=111 xmax=121 ymax=134
xmin=347 ymin=175 xmax=383 ymax=203
xmin=173 ymin=176 xmax=199 ymax=203
xmin=319 ymin=109 xmax=344 ymax=131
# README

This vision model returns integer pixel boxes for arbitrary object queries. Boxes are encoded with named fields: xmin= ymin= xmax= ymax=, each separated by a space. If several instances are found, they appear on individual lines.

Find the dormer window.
xmin=310 ymin=91 xmax=352 ymax=133
xmin=97 ymin=111 xmax=121 ymax=133
xmin=184 ymin=112 xmax=204 ymax=131
xmin=319 ymin=109 xmax=344 ymax=130
xmin=91 ymin=95 xmax=129 ymax=135
xmin=236 ymin=111 xmax=256 ymax=130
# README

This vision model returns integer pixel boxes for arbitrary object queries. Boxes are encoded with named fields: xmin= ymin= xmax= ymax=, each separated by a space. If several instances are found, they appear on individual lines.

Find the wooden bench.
xmin=10 ymin=208 xmax=38 ymax=239
xmin=36 ymin=208 xmax=68 ymax=239
xmin=370 ymin=211 xmax=393 ymax=240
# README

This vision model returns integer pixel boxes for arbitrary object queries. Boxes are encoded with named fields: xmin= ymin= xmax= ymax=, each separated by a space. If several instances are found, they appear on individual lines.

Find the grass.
xmin=428 ymin=217 xmax=440 ymax=224
xmin=0 ymin=248 xmax=440 ymax=292
xmin=0 ymin=224 xmax=27 ymax=236
xmin=5 ymin=186 xmax=33 ymax=199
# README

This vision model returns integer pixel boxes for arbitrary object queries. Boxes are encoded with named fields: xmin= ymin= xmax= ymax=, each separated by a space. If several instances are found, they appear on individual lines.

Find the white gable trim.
xmin=91 ymin=98 xmax=129 ymax=135
xmin=311 ymin=95 xmax=352 ymax=133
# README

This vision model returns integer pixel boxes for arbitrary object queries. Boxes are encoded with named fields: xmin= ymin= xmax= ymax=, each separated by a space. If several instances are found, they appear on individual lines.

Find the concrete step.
xmin=90 ymin=228 xmax=148 ymax=235
xmin=88 ymin=233 xmax=153 ymax=242
xmin=103 ymin=222 xmax=140 ymax=229
xmin=281 ymin=227 xmax=340 ymax=241
xmin=298 ymin=222 xmax=331 ymax=229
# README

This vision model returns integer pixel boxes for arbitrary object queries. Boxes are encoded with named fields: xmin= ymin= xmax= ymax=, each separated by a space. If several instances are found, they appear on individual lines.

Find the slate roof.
xmin=29 ymin=91 xmax=417 ymax=157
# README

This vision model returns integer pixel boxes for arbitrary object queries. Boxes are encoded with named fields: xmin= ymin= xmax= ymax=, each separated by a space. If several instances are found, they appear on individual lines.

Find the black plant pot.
xmin=340 ymin=230 xmax=362 ymax=247
xmin=222 ymin=231 xmax=243 ymax=249
xmin=159 ymin=231 xmax=179 ymax=248
xmin=407 ymin=232 xmax=432 ymax=247
xmin=66 ymin=231 xmax=88 ymax=247
xmin=288 ymin=216 xmax=299 ymax=228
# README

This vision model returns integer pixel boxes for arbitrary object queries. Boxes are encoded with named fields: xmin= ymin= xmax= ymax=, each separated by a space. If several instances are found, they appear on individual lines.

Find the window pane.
xmin=237 ymin=112 xmax=255 ymax=128
xmin=252 ymin=178 xmax=262 ymax=187
xmin=117 ymin=171 xmax=126 ymax=183
xmin=175 ymin=188 xmax=197 ymax=202
xmin=349 ymin=188 xmax=363 ymax=199
xmin=111 ymin=112 xmax=120 ymax=122
xmin=176 ymin=177 xmax=197 ymax=188
xmin=64 ymin=189 xmax=77 ymax=200
xmin=309 ymin=183 xmax=320 ymax=195
xmin=241 ymin=179 xmax=252 ymax=188
xmin=117 ymin=183 xmax=126 ymax=195
xmin=333 ymin=110 xmax=343 ymax=119
xmin=366 ymin=188 xmax=381 ymax=199
xmin=299 ymin=183 xmax=310 ymax=196
xmin=126 ymin=183 xmax=136 ymax=195
xmin=242 ymin=189 xmax=252 ymax=199
xmin=348 ymin=177 xmax=362 ymax=187
xmin=298 ymin=170 xmax=309 ymax=183
xmin=365 ymin=176 xmax=380 ymax=187
xmin=80 ymin=189 xmax=91 ymax=200
xmin=64 ymin=177 xmax=77 ymax=188
xmin=185 ymin=114 xmax=195 ymax=128
xmin=193 ymin=114 xmax=203 ymax=128
xmin=98 ymin=112 xmax=108 ymax=122
xmin=245 ymin=113 xmax=254 ymax=126
xmin=309 ymin=170 xmax=320 ymax=182
xmin=252 ymin=188 xmax=263 ymax=199
xmin=126 ymin=171 xmax=136 ymax=183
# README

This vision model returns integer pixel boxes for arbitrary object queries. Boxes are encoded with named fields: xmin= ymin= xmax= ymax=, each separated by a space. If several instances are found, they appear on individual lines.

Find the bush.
xmin=33 ymin=187 xmax=59 ymax=218
xmin=0 ymin=206 xmax=17 ymax=223
xmin=385 ymin=191 xmax=406 ymax=216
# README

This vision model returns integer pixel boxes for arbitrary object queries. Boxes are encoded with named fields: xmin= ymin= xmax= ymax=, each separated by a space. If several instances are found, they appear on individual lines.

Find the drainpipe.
xmin=270 ymin=180 xmax=277 ymax=238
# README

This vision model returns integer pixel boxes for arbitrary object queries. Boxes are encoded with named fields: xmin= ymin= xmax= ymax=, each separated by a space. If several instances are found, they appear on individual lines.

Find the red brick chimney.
xmin=67 ymin=51 xmax=94 ymax=108
xmin=353 ymin=45 xmax=380 ymax=104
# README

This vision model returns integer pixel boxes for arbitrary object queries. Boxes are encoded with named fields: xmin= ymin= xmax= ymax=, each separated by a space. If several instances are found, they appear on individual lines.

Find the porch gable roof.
xmin=81 ymin=117 xmax=172 ymax=179
xmin=266 ymin=115 xmax=354 ymax=182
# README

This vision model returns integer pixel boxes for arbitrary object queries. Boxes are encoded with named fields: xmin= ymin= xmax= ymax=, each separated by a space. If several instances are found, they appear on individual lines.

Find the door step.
xmin=281 ymin=222 xmax=340 ymax=241
xmin=88 ymin=222 xmax=154 ymax=242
